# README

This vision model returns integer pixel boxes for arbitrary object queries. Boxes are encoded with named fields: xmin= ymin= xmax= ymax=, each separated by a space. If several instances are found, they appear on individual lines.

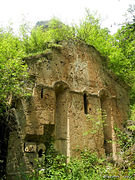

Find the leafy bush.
xmin=26 ymin=148 xmax=135 ymax=180
xmin=0 ymin=27 xmax=28 ymax=105
xmin=20 ymin=18 xmax=75 ymax=54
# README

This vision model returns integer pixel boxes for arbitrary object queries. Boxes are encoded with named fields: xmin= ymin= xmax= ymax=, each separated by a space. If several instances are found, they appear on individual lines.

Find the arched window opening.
xmin=83 ymin=93 xmax=88 ymax=114
xmin=30 ymin=162 xmax=33 ymax=166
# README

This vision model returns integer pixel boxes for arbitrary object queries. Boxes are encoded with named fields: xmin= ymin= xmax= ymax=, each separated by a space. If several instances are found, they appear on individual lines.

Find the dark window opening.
xmin=38 ymin=149 xmax=43 ymax=158
xmin=83 ymin=93 xmax=88 ymax=114
xmin=41 ymin=88 xmax=43 ymax=98
xmin=30 ymin=162 xmax=33 ymax=166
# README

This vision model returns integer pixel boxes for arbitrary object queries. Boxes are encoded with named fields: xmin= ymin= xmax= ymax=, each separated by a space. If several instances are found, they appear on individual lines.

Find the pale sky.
xmin=0 ymin=0 xmax=135 ymax=34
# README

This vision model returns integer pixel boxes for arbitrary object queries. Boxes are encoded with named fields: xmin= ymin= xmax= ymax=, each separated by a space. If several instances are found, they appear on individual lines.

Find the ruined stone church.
xmin=3 ymin=41 xmax=129 ymax=178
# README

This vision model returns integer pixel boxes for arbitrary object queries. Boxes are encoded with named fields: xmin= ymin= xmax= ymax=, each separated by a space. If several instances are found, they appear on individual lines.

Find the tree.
xmin=114 ymin=5 xmax=135 ymax=103
xmin=0 ymin=27 xmax=28 ymax=105
xmin=76 ymin=10 xmax=111 ymax=56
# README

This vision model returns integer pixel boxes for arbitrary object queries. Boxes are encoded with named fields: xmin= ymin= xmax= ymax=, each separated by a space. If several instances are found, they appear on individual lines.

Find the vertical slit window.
xmin=84 ymin=93 xmax=88 ymax=114
xmin=41 ymin=88 xmax=43 ymax=98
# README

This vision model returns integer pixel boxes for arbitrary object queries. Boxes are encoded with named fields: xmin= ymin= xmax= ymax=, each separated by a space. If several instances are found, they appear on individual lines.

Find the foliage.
xmin=113 ymin=23 xmax=135 ymax=81
xmin=75 ymin=9 xmax=135 ymax=89
xmin=112 ymin=5 xmax=135 ymax=104
xmin=20 ymin=18 xmax=75 ymax=54
xmin=26 ymin=149 xmax=135 ymax=180
xmin=0 ymin=27 xmax=28 ymax=105
xmin=114 ymin=127 xmax=135 ymax=175
xmin=0 ymin=18 xmax=76 ymax=108
xmin=76 ymin=10 xmax=112 ymax=56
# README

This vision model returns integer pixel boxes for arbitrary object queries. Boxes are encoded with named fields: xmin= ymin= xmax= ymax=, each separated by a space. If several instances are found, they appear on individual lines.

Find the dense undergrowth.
xmin=21 ymin=145 xmax=134 ymax=180
xmin=0 ymin=7 xmax=135 ymax=180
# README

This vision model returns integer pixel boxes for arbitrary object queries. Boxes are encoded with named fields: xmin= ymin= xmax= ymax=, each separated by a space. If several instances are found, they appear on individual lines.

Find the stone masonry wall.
xmin=6 ymin=41 xmax=129 ymax=178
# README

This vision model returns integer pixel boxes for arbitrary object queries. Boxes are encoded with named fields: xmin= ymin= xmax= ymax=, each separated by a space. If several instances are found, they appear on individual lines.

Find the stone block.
xmin=24 ymin=142 xmax=36 ymax=153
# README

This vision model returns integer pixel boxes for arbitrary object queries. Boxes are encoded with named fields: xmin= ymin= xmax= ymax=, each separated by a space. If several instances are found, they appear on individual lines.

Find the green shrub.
xmin=25 ymin=148 xmax=135 ymax=180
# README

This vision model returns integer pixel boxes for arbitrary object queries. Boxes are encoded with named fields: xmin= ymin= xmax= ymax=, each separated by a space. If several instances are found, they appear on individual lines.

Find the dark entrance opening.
xmin=0 ymin=106 xmax=10 ymax=179
xmin=38 ymin=149 xmax=43 ymax=158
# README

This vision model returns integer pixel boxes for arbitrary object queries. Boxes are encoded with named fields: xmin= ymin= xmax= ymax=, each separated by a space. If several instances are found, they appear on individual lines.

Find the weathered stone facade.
xmin=6 ymin=41 xmax=129 ymax=178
